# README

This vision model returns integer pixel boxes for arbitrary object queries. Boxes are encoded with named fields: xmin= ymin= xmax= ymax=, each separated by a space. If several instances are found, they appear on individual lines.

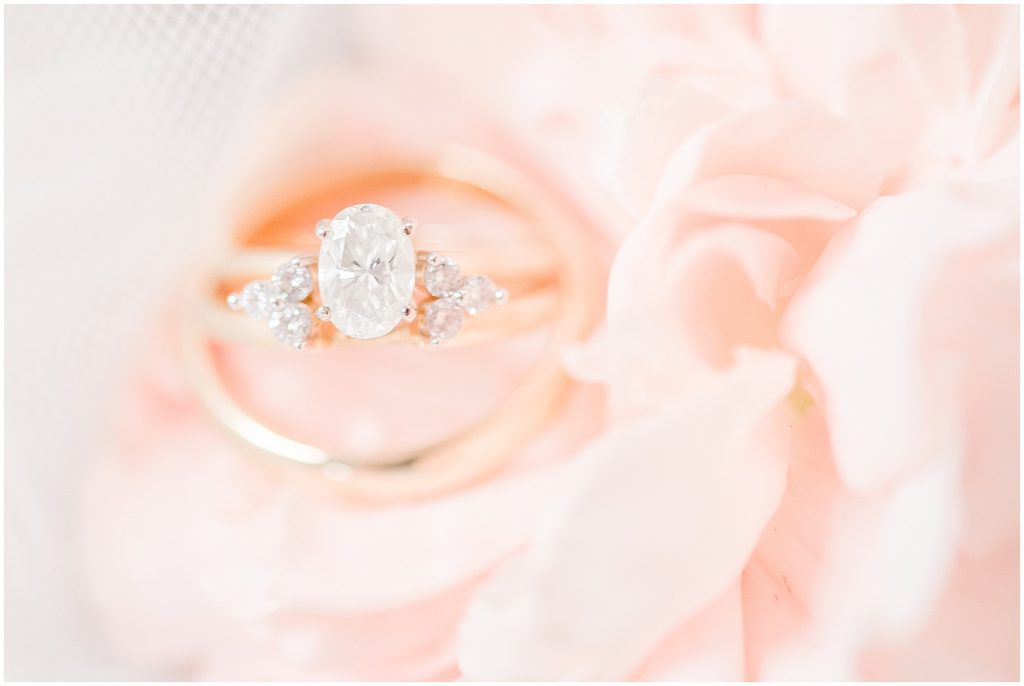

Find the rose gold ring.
xmin=203 ymin=224 xmax=558 ymax=351
xmin=181 ymin=145 xmax=603 ymax=500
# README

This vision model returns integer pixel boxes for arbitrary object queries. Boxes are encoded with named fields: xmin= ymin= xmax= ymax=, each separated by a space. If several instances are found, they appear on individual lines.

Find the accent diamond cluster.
xmin=227 ymin=204 xmax=508 ymax=349
xmin=227 ymin=258 xmax=315 ymax=348
xmin=420 ymin=253 xmax=507 ymax=345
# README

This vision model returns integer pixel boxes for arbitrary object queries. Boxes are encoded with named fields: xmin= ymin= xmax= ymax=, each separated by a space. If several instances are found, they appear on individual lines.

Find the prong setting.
xmin=229 ymin=207 xmax=509 ymax=350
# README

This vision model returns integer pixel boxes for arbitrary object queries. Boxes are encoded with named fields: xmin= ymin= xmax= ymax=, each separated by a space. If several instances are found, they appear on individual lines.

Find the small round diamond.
xmin=268 ymin=302 xmax=313 ymax=348
xmin=457 ymin=275 xmax=499 ymax=315
xmin=424 ymin=255 xmax=462 ymax=297
xmin=240 ymin=281 xmax=287 ymax=320
xmin=273 ymin=261 xmax=313 ymax=302
xmin=422 ymin=299 xmax=463 ymax=344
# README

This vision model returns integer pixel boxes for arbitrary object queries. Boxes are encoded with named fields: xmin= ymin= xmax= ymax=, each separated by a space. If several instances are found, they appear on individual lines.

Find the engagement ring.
xmin=226 ymin=203 xmax=510 ymax=349
xmin=183 ymin=148 xmax=603 ymax=500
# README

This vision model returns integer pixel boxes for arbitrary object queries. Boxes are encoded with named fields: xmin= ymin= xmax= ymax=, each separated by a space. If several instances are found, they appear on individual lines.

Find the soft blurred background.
xmin=6 ymin=6 xmax=299 ymax=678
xmin=5 ymin=5 xmax=1019 ymax=681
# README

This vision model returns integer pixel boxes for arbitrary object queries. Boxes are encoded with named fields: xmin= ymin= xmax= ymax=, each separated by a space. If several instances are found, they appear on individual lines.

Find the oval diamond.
xmin=317 ymin=204 xmax=416 ymax=339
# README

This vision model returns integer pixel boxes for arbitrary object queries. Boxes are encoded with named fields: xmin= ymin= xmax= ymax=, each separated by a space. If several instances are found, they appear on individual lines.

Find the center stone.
xmin=318 ymin=204 xmax=416 ymax=339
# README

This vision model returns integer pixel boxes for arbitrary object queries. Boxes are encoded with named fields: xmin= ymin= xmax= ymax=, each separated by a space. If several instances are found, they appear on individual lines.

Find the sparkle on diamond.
xmin=422 ymin=299 xmax=463 ymax=343
xmin=424 ymin=255 xmax=462 ymax=297
xmin=240 ymin=280 xmax=286 ymax=320
xmin=457 ymin=275 xmax=499 ymax=315
xmin=268 ymin=302 xmax=313 ymax=347
xmin=272 ymin=261 xmax=313 ymax=302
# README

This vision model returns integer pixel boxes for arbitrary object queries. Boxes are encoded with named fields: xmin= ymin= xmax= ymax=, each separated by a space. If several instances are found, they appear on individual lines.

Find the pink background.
xmin=5 ymin=5 xmax=1019 ymax=680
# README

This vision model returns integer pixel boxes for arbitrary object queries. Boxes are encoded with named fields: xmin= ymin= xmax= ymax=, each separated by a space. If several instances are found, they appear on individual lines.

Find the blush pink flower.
xmin=451 ymin=6 xmax=1018 ymax=681
xmin=80 ymin=5 xmax=1018 ymax=680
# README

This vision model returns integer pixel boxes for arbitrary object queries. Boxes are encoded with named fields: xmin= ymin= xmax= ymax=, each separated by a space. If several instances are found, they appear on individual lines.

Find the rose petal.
xmin=195 ymin=582 xmax=476 ymax=680
xmin=682 ymin=174 xmax=858 ymax=222
xmin=604 ymin=223 xmax=798 ymax=415
xmin=780 ymin=177 xmax=1017 ymax=492
xmin=859 ymin=538 xmax=1019 ymax=680
xmin=650 ymin=101 xmax=882 ymax=215
xmin=759 ymin=6 xmax=972 ymax=180
xmin=457 ymin=349 xmax=797 ymax=680
xmin=920 ymin=231 xmax=1019 ymax=555
xmin=270 ymin=467 xmax=567 ymax=615
xmin=744 ymin=410 xmax=962 ymax=679
xmin=634 ymin=582 xmax=745 ymax=680
xmin=615 ymin=84 xmax=732 ymax=212
xmin=79 ymin=421 xmax=246 ymax=666
xmin=961 ymin=7 xmax=1019 ymax=160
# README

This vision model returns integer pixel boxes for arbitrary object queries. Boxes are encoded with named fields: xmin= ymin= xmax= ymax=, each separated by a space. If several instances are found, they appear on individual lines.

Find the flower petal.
xmin=780 ymin=177 xmax=1017 ymax=492
xmin=634 ymin=582 xmax=745 ymax=680
xmin=682 ymin=174 xmax=858 ymax=222
xmin=743 ymin=410 xmax=962 ymax=680
xmin=859 ymin=538 xmax=1019 ymax=680
xmin=760 ymin=6 xmax=973 ymax=179
xmin=615 ymin=84 xmax=732 ymax=212
xmin=605 ymin=223 xmax=798 ymax=415
xmin=457 ymin=349 xmax=797 ymax=680
xmin=651 ymin=101 xmax=882 ymax=215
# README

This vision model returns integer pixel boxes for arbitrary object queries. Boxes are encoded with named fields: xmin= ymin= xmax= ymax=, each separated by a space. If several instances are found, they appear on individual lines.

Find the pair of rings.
xmin=183 ymin=146 xmax=602 ymax=500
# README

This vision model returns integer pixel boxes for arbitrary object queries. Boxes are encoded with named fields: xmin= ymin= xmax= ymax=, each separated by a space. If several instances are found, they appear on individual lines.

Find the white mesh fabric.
xmin=5 ymin=6 xmax=290 ymax=679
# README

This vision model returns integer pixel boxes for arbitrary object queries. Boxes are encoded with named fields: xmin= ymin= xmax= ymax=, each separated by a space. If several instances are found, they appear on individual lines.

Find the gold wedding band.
xmin=181 ymin=145 xmax=603 ymax=501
